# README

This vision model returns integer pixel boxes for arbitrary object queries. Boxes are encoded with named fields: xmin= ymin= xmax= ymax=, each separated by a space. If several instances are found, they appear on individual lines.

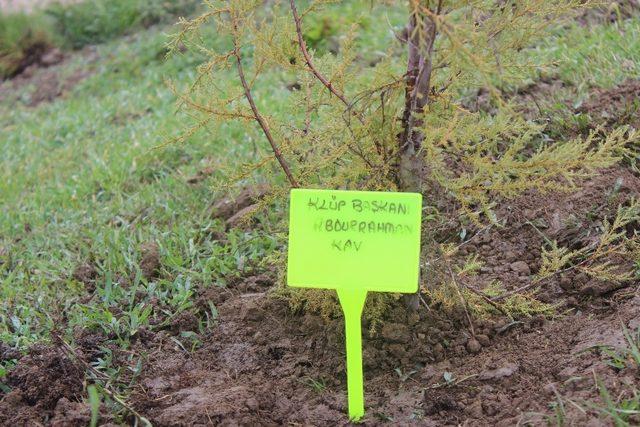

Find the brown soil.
xmin=130 ymin=271 xmax=639 ymax=426
xmin=0 ymin=345 xmax=85 ymax=425
xmin=465 ymin=166 xmax=640 ymax=299
xmin=0 ymin=47 xmax=97 ymax=107
xmin=207 ymin=184 xmax=271 ymax=229
xmin=140 ymin=242 xmax=161 ymax=280
xmin=3 ymin=279 xmax=638 ymax=426
xmin=577 ymin=80 xmax=640 ymax=131
xmin=131 ymin=162 xmax=640 ymax=426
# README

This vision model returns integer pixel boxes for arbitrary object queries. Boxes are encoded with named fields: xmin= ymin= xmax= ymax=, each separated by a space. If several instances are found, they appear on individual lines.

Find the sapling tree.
xmin=169 ymin=1 xmax=637 ymax=320
xmin=171 ymin=0 xmax=633 ymax=207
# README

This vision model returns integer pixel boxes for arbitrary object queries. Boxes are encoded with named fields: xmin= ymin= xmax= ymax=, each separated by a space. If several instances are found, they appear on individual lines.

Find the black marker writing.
xmin=352 ymin=199 xmax=408 ymax=215
xmin=324 ymin=219 xmax=412 ymax=235
xmin=331 ymin=240 xmax=363 ymax=252
xmin=308 ymin=196 xmax=346 ymax=212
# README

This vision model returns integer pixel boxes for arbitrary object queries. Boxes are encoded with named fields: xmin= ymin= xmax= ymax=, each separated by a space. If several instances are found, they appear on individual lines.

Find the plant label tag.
xmin=287 ymin=189 xmax=422 ymax=293
xmin=287 ymin=189 xmax=422 ymax=420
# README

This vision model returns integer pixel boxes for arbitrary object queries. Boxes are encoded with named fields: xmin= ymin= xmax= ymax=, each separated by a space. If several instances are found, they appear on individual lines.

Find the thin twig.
xmin=400 ymin=2 xmax=438 ymax=154
xmin=464 ymin=283 xmax=513 ymax=319
xmin=418 ymin=292 xmax=432 ymax=312
xmin=447 ymin=264 xmax=475 ymax=336
xmin=231 ymin=21 xmax=299 ymax=188
xmin=303 ymin=81 xmax=312 ymax=136
xmin=289 ymin=0 xmax=360 ymax=121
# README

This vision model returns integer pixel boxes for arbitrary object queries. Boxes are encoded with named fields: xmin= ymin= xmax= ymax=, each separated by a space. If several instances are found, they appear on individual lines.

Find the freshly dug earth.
xmin=133 ymin=161 xmax=640 ymax=427
xmin=131 ymin=288 xmax=639 ymax=426
xmin=577 ymin=80 xmax=640 ymax=131
xmin=0 ymin=345 xmax=86 ymax=425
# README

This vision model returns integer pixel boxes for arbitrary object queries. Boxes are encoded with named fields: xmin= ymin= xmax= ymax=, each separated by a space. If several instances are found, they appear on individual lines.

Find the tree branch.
xmin=289 ymin=0 xmax=355 ymax=114
xmin=290 ymin=0 xmax=390 ymax=171
xmin=231 ymin=24 xmax=299 ymax=188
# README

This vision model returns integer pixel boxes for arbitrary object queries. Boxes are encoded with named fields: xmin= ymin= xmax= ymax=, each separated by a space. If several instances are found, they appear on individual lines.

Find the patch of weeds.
xmin=580 ymin=326 xmax=640 ymax=426
xmin=0 ymin=11 xmax=55 ymax=78
xmin=601 ymin=326 xmax=640 ymax=371
xmin=549 ymin=396 xmax=567 ymax=427
xmin=0 ymin=359 xmax=17 ymax=393
xmin=587 ymin=378 xmax=640 ymax=427
xmin=299 ymin=376 xmax=327 ymax=394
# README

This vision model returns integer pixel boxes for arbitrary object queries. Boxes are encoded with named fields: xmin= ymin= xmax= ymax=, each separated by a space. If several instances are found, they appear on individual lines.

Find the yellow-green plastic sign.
xmin=287 ymin=189 xmax=422 ymax=420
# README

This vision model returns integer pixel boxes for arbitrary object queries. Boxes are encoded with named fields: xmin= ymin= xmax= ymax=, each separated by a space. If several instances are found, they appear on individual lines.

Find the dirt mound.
xmin=460 ymin=166 xmax=640 ymax=301
xmin=0 ymin=345 xmax=84 ymax=425
xmin=207 ymin=184 xmax=271 ymax=229
xmin=125 ymin=159 xmax=640 ymax=425
xmin=578 ymin=79 xmax=640 ymax=131
xmin=128 ymin=282 xmax=639 ymax=425
xmin=1 ymin=40 xmax=56 ymax=79
xmin=0 ymin=47 xmax=96 ymax=107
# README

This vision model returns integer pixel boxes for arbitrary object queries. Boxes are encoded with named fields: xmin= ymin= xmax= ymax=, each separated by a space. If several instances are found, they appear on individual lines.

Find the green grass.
xmin=585 ymin=327 xmax=640 ymax=426
xmin=549 ymin=326 xmax=640 ymax=426
xmin=591 ymin=380 xmax=640 ymax=427
xmin=0 ymin=0 xmax=200 ymax=78
xmin=498 ymin=17 xmax=640 ymax=142
xmin=1 ymin=25 xmax=257 ymax=349
xmin=0 ymin=1 xmax=405 ymax=356
xmin=526 ymin=18 xmax=640 ymax=97
xmin=46 ymin=0 xmax=200 ymax=49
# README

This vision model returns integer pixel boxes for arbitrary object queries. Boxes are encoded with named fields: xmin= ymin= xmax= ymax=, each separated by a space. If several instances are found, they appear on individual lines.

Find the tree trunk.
xmin=398 ymin=6 xmax=437 ymax=193
xmin=398 ymin=4 xmax=437 ymax=309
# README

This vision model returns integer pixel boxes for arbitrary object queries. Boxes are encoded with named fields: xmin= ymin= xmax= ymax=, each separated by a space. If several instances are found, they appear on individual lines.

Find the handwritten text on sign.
xmin=287 ymin=189 xmax=422 ymax=293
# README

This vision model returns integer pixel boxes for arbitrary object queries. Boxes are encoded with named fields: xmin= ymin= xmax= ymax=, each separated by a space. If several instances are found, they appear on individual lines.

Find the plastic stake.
xmin=337 ymin=288 xmax=368 ymax=420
